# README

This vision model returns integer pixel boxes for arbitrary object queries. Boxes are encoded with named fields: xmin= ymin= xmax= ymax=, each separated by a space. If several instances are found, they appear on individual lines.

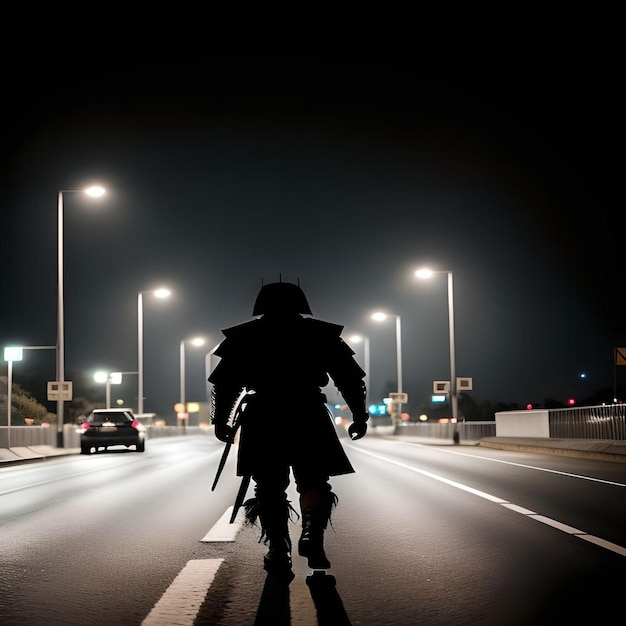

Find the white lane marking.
xmin=200 ymin=506 xmax=245 ymax=542
xmin=142 ymin=559 xmax=224 ymax=626
xmin=351 ymin=445 xmax=626 ymax=557
xmin=390 ymin=440 xmax=626 ymax=487
xmin=144 ymin=506 xmax=244 ymax=624
xmin=579 ymin=535 xmax=626 ymax=556
xmin=501 ymin=503 xmax=536 ymax=515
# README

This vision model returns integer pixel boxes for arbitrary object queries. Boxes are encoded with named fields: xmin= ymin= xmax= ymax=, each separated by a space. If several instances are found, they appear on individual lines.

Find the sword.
xmin=211 ymin=389 xmax=250 ymax=492
xmin=229 ymin=473 xmax=251 ymax=523
xmin=211 ymin=438 xmax=233 ymax=491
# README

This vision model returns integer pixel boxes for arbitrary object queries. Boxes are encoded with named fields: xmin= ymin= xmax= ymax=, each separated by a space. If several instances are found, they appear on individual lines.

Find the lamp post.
xmin=56 ymin=186 xmax=106 ymax=447
xmin=3 ymin=345 xmax=55 ymax=447
xmin=137 ymin=288 xmax=171 ymax=415
xmin=348 ymin=334 xmax=370 ymax=407
xmin=371 ymin=312 xmax=403 ymax=422
xmin=371 ymin=312 xmax=402 ymax=394
xmin=94 ymin=371 xmax=137 ymax=408
xmin=94 ymin=371 xmax=120 ymax=409
xmin=180 ymin=337 xmax=206 ymax=407
xmin=415 ymin=268 xmax=458 ymax=422
xmin=4 ymin=347 xmax=22 ymax=448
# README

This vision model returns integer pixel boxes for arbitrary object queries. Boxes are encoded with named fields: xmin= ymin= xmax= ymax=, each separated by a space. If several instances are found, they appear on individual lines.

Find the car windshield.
xmin=88 ymin=412 xmax=133 ymax=425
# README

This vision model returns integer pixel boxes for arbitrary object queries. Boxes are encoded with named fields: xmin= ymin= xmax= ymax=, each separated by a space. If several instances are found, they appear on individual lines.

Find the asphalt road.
xmin=1 ymin=436 xmax=625 ymax=625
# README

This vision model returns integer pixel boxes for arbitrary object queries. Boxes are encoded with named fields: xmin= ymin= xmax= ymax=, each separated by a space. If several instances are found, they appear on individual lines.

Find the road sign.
xmin=47 ymin=381 xmax=73 ymax=401
xmin=369 ymin=404 xmax=387 ymax=415
xmin=616 ymin=348 xmax=626 ymax=366
xmin=433 ymin=381 xmax=450 ymax=393
xmin=389 ymin=392 xmax=408 ymax=403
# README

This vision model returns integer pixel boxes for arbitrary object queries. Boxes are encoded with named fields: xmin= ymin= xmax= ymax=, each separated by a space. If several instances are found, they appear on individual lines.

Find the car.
xmin=78 ymin=408 xmax=146 ymax=454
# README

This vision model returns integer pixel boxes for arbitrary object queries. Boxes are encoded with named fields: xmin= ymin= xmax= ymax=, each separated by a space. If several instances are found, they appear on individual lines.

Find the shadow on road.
xmin=253 ymin=571 xmax=352 ymax=625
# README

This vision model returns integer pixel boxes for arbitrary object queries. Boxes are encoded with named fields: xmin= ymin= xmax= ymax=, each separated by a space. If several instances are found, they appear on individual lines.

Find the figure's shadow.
xmin=254 ymin=571 xmax=352 ymax=626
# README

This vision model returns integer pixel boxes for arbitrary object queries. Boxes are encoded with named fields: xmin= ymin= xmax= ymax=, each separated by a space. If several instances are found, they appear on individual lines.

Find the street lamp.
xmin=348 ymin=334 xmax=370 ymax=407
xmin=415 ymin=267 xmax=458 ymax=423
xmin=180 ymin=336 xmax=206 ymax=407
xmin=137 ymin=288 xmax=171 ymax=415
xmin=371 ymin=310 xmax=403 ymax=396
xmin=56 ymin=185 xmax=106 ymax=447
xmin=3 ymin=345 xmax=56 ymax=447
xmin=94 ymin=371 xmax=137 ymax=408
xmin=4 ymin=347 xmax=23 ymax=447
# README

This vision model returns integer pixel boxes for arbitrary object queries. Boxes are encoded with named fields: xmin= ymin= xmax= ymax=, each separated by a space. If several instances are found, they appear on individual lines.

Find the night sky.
xmin=2 ymin=27 xmax=623 ymax=420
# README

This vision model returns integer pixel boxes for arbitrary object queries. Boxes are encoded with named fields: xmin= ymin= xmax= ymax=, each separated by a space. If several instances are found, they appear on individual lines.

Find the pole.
xmin=364 ymin=336 xmax=370 ymax=408
xmin=7 ymin=360 xmax=12 ymax=448
xmin=56 ymin=191 xmax=65 ymax=447
xmin=180 ymin=340 xmax=186 ymax=406
xmin=395 ymin=316 xmax=403 ymax=394
xmin=395 ymin=315 xmax=403 ymax=421
xmin=614 ymin=347 xmax=618 ymax=403
xmin=448 ymin=272 xmax=457 ymax=422
xmin=137 ymin=292 xmax=143 ymax=414
xmin=106 ymin=375 xmax=112 ymax=409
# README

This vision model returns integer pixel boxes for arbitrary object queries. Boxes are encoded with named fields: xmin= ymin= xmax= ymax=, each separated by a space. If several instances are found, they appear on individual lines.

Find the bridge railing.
xmin=392 ymin=421 xmax=496 ymax=441
xmin=2 ymin=404 xmax=625 ymax=449
xmin=548 ymin=404 xmax=626 ymax=439
xmin=0 ymin=425 xmax=211 ymax=448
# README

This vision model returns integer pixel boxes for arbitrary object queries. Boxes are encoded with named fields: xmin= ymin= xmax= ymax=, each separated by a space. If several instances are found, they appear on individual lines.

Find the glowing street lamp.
xmin=56 ymin=185 xmax=106 ymax=447
xmin=94 ymin=371 xmax=138 ymax=408
xmin=415 ymin=267 xmax=458 ymax=422
xmin=348 ymin=334 xmax=370 ymax=407
xmin=4 ymin=347 xmax=23 ymax=447
xmin=94 ymin=371 xmax=122 ymax=409
xmin=371 ymin=311 xmax=403 ymax=395
xmin=137 ymin=288 xmax=171 ymax=414
xmin=180 ymin=336 xmax=206 ymax=407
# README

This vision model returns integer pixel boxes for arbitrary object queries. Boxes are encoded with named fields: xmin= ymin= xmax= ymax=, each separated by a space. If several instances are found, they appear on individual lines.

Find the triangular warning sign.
xmin=616 ymin=348 xmax=626 ymax=366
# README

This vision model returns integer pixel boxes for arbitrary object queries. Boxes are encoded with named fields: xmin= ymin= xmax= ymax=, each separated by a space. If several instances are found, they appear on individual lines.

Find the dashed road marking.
xmin=391 ymin=440 xmax=626 ymax=487
xmin=142 ymin=558 xmax=224 ymax=625
xmin=199 ymin=506 xmax=245 ymax=542
xmin=351 ymin=444 xmax=626 ymax=557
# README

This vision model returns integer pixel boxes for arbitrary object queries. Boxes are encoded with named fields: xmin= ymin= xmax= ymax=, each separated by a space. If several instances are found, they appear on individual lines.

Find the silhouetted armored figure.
xmin=208 ymin=282 xmax=369 ymax=579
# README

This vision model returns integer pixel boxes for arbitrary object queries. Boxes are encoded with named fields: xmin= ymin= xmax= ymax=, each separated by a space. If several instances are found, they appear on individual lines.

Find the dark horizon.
xmin=2 ymin=34 xmax=623 ymax=420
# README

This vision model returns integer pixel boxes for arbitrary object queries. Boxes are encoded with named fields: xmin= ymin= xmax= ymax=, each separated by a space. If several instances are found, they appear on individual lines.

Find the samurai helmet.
xmin=252 ymin=282 xmax=312 ymax=316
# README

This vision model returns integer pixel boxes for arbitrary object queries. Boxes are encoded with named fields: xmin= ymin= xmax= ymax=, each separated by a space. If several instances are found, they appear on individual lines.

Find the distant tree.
xmin=543 ymin=398 xmax=566 ymax=409
xmin=0 ymin=378 xmax=53 ymax=425
xmin=67 ymin=396 xmax=96 ymax=423
xmin=493 ymin=401 xmax=520 ymax=413
xmin=458 ymin=394 xmax=478 ymax=420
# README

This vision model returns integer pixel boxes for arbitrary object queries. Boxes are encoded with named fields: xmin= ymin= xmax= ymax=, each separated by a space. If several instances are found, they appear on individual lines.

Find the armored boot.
xmin=298 ymin=489 xmax=337 ymax=569
xmin=245 ymin=495 xmax=294 ymax=579
xmin=262 ymin=520 xmax=293 ymax=576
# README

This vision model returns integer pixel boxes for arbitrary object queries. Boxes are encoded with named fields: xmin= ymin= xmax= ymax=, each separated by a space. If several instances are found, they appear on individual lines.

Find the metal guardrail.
xmin=393 ymin=421 xmax=496 ymax=440
xmin=0 ymin=426 xmax=58 ymax=448
xmin=549 ymin=404 xmax=626 ymax=439
xmin=0 ymin=425 xmax=211 ymax=448
xmin=2 ymin=405 xmax=625 ymax=449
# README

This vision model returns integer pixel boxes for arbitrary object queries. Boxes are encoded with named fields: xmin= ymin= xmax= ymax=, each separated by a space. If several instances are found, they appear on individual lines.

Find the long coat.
xmin=208 ymin=314 xmax=366 ymax=477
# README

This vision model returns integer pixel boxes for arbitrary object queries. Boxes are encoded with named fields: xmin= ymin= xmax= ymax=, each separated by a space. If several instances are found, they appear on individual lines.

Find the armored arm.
xmin=208 ymin=342 xmax=245 ymax=442
xmin=328 ymin=337 xmax=369 ymax=440
xmin=336 ymin=378 xmax=368 ymax=423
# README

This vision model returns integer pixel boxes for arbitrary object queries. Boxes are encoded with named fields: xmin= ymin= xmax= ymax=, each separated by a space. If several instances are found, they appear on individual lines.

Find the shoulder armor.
xmin=302 ymin=318 xmax=344 ymax=337
xmin=213 ymin=320 xmax=260 ymax=358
